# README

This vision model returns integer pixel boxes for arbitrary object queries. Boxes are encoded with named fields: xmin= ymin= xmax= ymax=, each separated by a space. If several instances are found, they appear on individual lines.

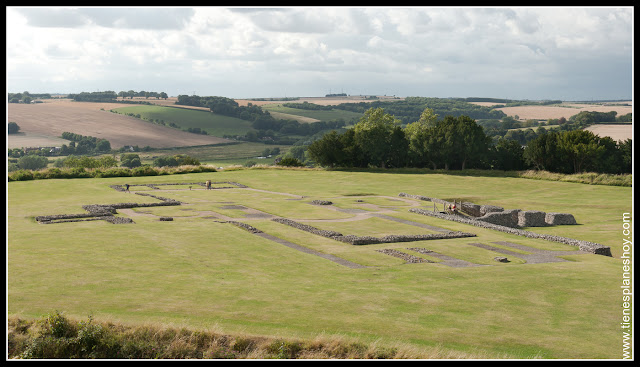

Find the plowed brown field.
xmin=8 ymin=99 xmax=230 ymax=149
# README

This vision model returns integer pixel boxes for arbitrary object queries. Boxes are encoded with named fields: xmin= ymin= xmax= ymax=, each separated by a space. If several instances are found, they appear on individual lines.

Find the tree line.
xmin=307 ymin=107 xmax=632 ymax=174
xmin=331 ymin=97 xmax=507 ymax=124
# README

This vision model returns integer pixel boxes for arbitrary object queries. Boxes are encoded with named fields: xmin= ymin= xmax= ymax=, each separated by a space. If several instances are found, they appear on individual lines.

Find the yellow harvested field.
xmin=7 ymin=99 xmax=230 ymax=149
xmin=584 ymin=124 xmax=633 ymax=142
xmin=467 ymin=101 xmax=632 ymax=120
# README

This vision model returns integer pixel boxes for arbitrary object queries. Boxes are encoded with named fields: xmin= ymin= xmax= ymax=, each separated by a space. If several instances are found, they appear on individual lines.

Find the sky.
xmin=5 ymin=6 xmax=634 ymax=101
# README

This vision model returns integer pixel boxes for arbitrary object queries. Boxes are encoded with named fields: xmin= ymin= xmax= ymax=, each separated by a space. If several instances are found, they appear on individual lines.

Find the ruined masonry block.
xmin=518 ymin=210 xmax=548 ymax=227
xmin=545 ymin=213 xmax=577 ymax=225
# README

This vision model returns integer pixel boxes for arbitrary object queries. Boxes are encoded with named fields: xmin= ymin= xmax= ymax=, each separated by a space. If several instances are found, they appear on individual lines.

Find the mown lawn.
xmin=7 ymin=168 xmax=631 ymax=359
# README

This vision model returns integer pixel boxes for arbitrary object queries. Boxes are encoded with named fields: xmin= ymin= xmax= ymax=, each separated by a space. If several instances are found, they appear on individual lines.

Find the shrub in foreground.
xmin=8 ymin=312 xmax=434 ymax=359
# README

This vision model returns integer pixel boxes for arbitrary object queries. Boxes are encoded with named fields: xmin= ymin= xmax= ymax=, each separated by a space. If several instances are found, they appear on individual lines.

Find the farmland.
xmin=7 ymin=168 xmax=631 ymax=359
xmin=260 ymin=104 xmax=364 ymax=124
xmin=470 ymin=101 xmax=632 ymax=121
xmin=7 ymin=100 xmax=230 ymax=149
xmin=110 ymin=105 xmax=255 ymax=138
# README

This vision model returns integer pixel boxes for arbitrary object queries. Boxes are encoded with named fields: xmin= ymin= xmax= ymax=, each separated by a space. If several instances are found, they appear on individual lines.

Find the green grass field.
xmin=139 ymin=142 xmax=292 ymax=167
xmin=110 ymin=105 xmax=255 ymax=137
xmin=7 ymin=168 xmax=632 ymax=359
xmin=261 ymin=104 xmax=363 ymax=123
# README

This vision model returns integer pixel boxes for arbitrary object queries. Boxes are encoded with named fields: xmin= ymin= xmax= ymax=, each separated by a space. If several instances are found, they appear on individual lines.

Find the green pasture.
xmin=7 ymin=169 xmax=631 ymax=359
xmin=135 ymin=142 xmax=291 ymax=167
xmin=261 ymin=104 xmax=363 ymax=123
xmin=110 ymin=105 xmax=254 ymax=137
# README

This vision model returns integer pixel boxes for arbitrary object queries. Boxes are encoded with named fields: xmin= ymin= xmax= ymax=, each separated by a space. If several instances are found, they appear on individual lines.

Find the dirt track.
xmin=8 ymin=99 xmax=230 ymax=149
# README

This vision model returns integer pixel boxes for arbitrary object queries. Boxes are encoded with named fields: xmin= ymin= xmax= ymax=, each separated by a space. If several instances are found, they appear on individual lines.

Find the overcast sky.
xmin=6 ymin=6 xmax=634 ymax=100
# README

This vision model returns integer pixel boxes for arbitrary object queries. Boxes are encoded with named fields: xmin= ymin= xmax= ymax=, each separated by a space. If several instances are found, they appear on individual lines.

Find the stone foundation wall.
xmin=409 ymin=208 xmax=611 ymax=256
xmin=272 ymin=217 xmax=475 ymax=245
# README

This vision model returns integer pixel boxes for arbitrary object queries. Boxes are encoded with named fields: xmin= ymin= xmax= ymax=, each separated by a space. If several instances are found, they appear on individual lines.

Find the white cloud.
xmin=5 ymin=6 xmax=633 ymax=100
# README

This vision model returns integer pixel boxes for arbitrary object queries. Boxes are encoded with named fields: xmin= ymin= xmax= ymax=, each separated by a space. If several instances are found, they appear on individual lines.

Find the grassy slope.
xmin=7 ymin=169 xmax=631 ymax=359
xmin=261 ymin=104 xmax=363 ymax=123
xmin=111 ymin=105 xmax=254 ymax=137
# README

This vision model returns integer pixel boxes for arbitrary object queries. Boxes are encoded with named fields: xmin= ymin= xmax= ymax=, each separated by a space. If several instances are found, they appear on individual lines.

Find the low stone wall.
xmin=272 ymin=218 xmax=343 ymax=238
xmin=310 ymin=200 xmax=333 ymax=205
xmin=376 ymin=249 xmax=433 ymax=263
xmin=227 ymin=221 xmax=263 ymax=234
xmin=409 ymin=208 xmax=611 ymax=256
xmin=37 ymin=187 xmax=182 ymax=225
xmin=272 ymin=217 xmax=475 ymax=245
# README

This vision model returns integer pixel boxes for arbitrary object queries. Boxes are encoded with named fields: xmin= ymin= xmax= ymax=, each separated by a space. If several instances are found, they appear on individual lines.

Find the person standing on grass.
xmin=206 ymin=180 xmax=211 ymax=190
xmin=125 ymin=184 xmax=130 ymax=192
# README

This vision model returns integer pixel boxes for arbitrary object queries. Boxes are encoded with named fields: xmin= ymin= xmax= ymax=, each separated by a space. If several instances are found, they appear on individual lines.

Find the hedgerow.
xmin=8 ymin=165 xmax=217 ymax=182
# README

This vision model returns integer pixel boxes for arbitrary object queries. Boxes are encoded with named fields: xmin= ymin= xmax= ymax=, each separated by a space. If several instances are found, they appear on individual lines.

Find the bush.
xmin=8 ymin=169 xmax=35 ymax=181
xmin=41 ymin=311 xmax=76 ymax=338
xmin=132 ymin=166 xmax=159 ymax=177
xmin=17 ymin=155 xmax=49 ymax=170
xmin=120 ymin=153 xmax=142 ymax=168
xmin=98 ymin=167 xmax=133 ymax=178
xmin=8 ymin=121 xmax=20 ymax=134
xmin=277 ymin=157 xmax=305 ymax=167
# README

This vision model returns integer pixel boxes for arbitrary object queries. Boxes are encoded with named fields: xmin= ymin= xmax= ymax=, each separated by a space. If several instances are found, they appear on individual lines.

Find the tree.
xmin=8 ymin=121 xmax=20 ymax=134
xmin=619 ymin=139 xmax=632 ymax=173
xmin=120 ymin=153 xmax=142 ymax=168
xmin=307 ymin=131 xmax=345 ymax=168
xmin=491 ymin=138 xmax=526 ymax=171
xmin=95 ymin=139 xmax=111 ymax=152
xmin=523 ymin=131 xmax=564 ymax=172
xmin=557 ymin=130 xmax=605 ymax=173
xmin=405 ymin=108 xmax=439 ymax=168
xmin=353 ymin=107 xmax=401 ymax=168
xmin=18 ymin=155 xmax=49 ymax=170
xmin=452 ymin=115 xmax=490 ymax=170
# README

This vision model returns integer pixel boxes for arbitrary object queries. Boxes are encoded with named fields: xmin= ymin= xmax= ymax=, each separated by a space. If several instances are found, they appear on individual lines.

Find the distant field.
xmin=261 ymin=104 xmax=364 ymax=124
xmin=584 ymin=124 xmax=633 ymax=142
xmin=8 ymin=100 xmax=230 ymax=149
xmin=110 ymin=105 xmax=255 ymax=138
xmin=493 ymin=103 xmax=632 ymax=120
xmin=6 ymin=132 xmax=71 ymax=150
xmin=7 ymin=169 xmax=631 ymax=359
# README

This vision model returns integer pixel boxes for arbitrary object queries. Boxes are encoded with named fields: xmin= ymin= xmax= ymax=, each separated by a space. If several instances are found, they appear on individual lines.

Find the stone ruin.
xmin=310 ymin=200 xmax=333 ymax=205
xmin=35 ymin=190 xmax=182 ymax=225
xmin=409 ymin=207 xmax=611 ymax=257
xmin=271 ymin=217 xmax=476 ymax=245
xmin=399 ymin=193 xmax=578 ymax=229
xmin=398 ymin=192 xmax=610 ymax=256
